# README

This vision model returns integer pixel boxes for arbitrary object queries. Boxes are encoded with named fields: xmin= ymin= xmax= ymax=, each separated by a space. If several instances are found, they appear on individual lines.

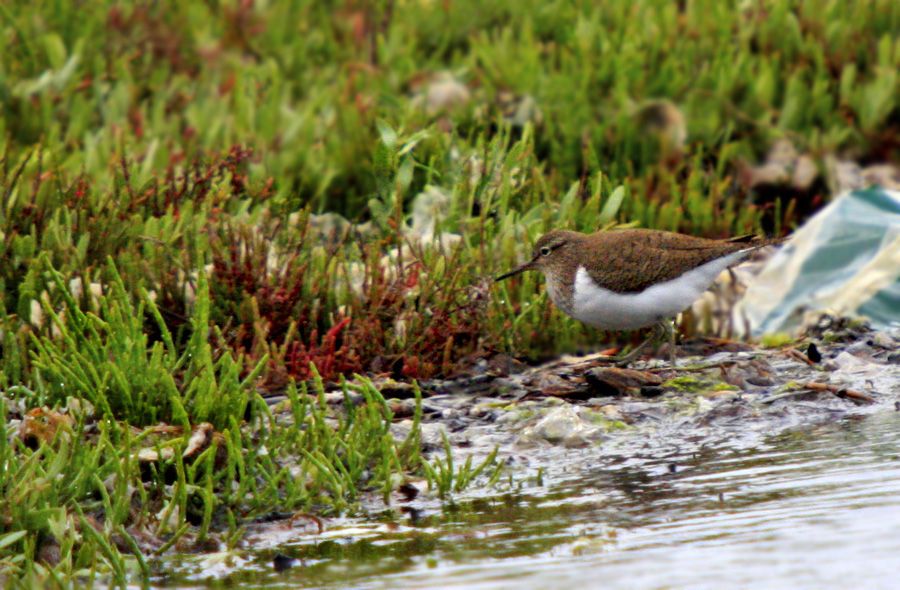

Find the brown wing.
xmin=583 ymin=229 xmax=769 ymax=293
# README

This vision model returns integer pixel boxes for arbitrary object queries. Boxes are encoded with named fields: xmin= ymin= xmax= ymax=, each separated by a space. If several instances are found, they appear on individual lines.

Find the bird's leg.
xmin=661 ymin=319 xmax=677 ymax=366
xmin=613 ymin=323 xmax=666 ymax=367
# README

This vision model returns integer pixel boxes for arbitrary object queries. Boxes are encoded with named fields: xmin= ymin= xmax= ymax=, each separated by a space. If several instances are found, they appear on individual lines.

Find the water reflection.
xmin=161 ymin=411 xmax=900 ymax=589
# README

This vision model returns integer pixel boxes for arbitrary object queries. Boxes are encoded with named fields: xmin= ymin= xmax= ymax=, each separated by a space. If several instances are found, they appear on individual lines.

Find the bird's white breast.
xmin=570 ymin=251 xmax=748 ymax=330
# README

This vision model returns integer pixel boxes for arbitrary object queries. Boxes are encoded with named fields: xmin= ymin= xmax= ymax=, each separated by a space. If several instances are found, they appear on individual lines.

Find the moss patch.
xmin=663 ymin=375 xmax=738 ymax=394
xmin=761 ymin=333 xmax=794 ymax=349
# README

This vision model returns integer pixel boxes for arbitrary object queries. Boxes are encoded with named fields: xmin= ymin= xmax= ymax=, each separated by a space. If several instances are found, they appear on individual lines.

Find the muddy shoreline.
xmin=373 ymin=316 xmax=898 ymax=458
xmin=152 ymin=317 xmax=900 ymax=586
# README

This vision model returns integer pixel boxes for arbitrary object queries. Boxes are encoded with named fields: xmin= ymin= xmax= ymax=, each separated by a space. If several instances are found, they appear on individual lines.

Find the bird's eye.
xmin=539 ymin=246 xmax=552 ymax=256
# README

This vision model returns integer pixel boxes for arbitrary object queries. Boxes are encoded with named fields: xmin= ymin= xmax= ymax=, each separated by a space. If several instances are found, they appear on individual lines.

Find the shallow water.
xmin=162 ymin=408 xmax=900 ymax=589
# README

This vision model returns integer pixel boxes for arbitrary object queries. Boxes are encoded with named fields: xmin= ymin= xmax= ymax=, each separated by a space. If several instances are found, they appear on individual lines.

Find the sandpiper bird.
xmin=496 ymin=229 xmax=782 ymax=365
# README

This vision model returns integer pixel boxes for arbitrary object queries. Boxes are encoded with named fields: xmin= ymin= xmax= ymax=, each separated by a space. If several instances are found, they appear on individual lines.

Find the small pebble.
xmin=640 ymin=385 xmax=665 ymax=398
xmin=273 ymin=553 xmax=295 ymax=572
xmin=872 ymin=332 xmax=895 ymax=349
xmin=806 ymin=342 xmax=822 ymax=363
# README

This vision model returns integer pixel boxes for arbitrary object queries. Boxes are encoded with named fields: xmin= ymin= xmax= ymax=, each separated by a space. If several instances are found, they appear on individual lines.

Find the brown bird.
xmin=496 ymin=229 xmax=782 ymax=365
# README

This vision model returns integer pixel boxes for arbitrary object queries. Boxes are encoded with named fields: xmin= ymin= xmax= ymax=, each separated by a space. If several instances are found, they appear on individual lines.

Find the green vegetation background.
xmin=0 ymin=0 xmax=897 ymax=584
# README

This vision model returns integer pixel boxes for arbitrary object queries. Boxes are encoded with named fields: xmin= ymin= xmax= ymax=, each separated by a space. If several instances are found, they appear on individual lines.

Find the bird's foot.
xmin=613 ymin=351 xmax=642 ymax=368
xmin=663 ymin=319 xmax=678 ymax=368
xmin=610 ymin=321 xmax=678 ymax=368
xmin=611 ymin=335 xmax=656 ymax=368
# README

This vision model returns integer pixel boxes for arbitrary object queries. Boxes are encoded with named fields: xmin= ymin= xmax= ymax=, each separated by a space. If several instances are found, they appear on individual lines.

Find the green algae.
xmin=761 ymin=333 xmax=795 ymax=349
xmin=663 ymin=375 xmax=739 ymax=394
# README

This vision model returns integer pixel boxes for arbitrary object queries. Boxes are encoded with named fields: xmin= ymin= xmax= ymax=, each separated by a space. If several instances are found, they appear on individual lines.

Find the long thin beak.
xmin=495 ymin=258 xmax=537 ymax=282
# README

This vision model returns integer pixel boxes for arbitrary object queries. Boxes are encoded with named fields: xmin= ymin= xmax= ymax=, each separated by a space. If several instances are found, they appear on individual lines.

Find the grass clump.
xmin=1 ymin=258 xmax=492 ymax=585
xmin=28 ymin=256 xmax=252 ymax=428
